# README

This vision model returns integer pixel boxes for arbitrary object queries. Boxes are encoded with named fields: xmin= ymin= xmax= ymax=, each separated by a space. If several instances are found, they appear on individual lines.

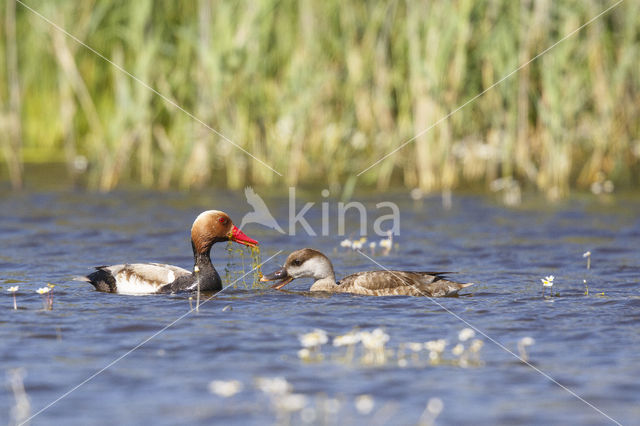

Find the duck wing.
xmin=78 ymin=263 xmax=191 ymax=294
xmin=337 ymin=270 xmax=472 ymax=297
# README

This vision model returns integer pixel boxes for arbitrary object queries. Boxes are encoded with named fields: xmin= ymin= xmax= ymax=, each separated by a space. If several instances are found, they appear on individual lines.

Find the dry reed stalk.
xmin=50 ymin=24 xmax=104 ymax=159
xmin=153 ymin=125 xmax=175 ymax=189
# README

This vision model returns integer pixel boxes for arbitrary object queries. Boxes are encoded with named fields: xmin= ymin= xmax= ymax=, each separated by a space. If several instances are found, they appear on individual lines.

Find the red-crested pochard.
xmin=261 ymin=248 xmax=473 ymax=297
xmin=76 ymin=210 xmax=258 ymax=294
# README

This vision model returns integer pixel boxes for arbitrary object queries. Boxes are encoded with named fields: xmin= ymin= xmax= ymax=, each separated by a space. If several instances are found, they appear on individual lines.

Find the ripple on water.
xmin=106 ymin=324 xmax=168 ymax=334
xmin=1 ymin=191 xmax=639 ymax=425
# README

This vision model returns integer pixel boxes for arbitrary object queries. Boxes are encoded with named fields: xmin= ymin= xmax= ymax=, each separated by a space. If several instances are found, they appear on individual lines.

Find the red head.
xmin=191 ymin=210 xmax=258 ymax=254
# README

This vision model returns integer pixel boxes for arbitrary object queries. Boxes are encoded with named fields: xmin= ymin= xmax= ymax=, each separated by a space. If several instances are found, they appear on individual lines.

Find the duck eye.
xmin=292 ymin=259 xmax=302 ymax=267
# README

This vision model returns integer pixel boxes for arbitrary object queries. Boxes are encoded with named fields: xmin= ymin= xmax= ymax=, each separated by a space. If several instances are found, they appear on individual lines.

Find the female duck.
xmin=261 ymin=248 xmax=472 ymax=297
xmin=76 ymin=210 xmax=258 ymax=294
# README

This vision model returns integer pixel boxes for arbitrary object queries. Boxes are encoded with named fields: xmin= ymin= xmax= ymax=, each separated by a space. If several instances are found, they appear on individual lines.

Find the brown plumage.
xmin=261 ymin=248 xmax=473 ymax=297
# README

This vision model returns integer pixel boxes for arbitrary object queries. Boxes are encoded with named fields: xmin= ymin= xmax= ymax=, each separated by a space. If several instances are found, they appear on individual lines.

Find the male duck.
xmin=76 ymin=210 xmax=258 ymax=294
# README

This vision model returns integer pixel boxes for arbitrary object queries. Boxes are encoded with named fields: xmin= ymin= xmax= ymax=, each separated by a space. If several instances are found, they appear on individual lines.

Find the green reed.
xmin=1 ymin=0 xmax=639 ymax=196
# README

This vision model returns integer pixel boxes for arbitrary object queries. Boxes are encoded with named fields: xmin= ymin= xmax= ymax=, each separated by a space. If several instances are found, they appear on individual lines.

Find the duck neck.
xmin=191 ymin=241 xmax=221 ymax=291
xmin=310 ymin=273 xmax=338 ymax=292
xmin=307 ymin=257 xmax=338 ymax=292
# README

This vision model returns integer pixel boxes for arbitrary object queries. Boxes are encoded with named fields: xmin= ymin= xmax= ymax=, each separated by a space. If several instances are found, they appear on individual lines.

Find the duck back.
xmin=337 ymin=270 xmax=471 ymax=297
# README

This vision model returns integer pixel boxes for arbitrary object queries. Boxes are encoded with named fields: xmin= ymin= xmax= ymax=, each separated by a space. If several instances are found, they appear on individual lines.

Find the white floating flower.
xmin=368 ymin=242 xmax=377 ymax=249
xmin=7 ymin=286 xmax=19 ymax=293
xmin=424 ymin=339 xmax=446 ymax=353
xmin=452 ymin=343 xmax=465 ymax=356
xmin=355 ymin=394 xmax=375 ymax=415
xmin=518 ymin=336 xmax=536 ymax=362
xmin=299 ymin=329 xmax=328 ymax=348
xmin=36 ymin=287 xmax=51 ymax=295
xmin=255 ymin=377 xmax=291 ymax=396
xmin=469 ymin=339 xmax=484 ymax=353
xmin=541 ymin=275 xmax=554 ymax=287
xmin=582 ymin=251 xmax=591 ymax=258
xmin=274 ymin=393 xmax=307 ymax=412
xmin=359 ymin=328 xmax=389 ymax=350
xmin=333 ymin=331 xmax=361 ymax=347
xmin=297 ymin=348 xmax=311 ymax=360
xmin=379 ymin=238 xmax=392 ymax=250
xmin=407 ymin=342 xmax=423 ymax=352
xmin=340 ymin=239 xmax=353 ymax=248
xmin=458 ymin=328 xmax=476 ymax=342
xmin=208 ymin=380 xmax=243 ymax=397
xmin=352 ymin=240 xmax=364 ymax=250
xmin=426 ymin=397 xmax=444 ymax=416
xmin=519 ymin=336 xmax=535 ymax=347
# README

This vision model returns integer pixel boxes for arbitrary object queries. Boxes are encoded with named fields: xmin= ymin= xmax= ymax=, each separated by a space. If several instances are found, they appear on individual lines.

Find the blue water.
xmin=1 ymin=189 xmax=639 ymax=425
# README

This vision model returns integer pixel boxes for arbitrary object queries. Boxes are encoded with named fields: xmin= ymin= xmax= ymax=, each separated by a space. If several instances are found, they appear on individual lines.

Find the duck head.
xmin=261 ymin=248 xmax=334 ymax=289
xmin=191 ymin=210 xmax=258 ymax=254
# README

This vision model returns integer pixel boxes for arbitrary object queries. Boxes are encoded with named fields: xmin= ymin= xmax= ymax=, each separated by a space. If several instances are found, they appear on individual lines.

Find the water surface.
xmin=1 ymin=189 xmax=639 ymax=425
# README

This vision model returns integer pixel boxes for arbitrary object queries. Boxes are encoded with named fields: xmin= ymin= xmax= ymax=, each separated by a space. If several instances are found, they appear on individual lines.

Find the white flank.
xmin=115 ymin=275 xmax=162 ymax=295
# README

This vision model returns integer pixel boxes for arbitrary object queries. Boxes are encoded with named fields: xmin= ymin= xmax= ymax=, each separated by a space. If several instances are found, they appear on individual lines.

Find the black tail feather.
xmin=83 ymin=268 xmax=117 ymax=292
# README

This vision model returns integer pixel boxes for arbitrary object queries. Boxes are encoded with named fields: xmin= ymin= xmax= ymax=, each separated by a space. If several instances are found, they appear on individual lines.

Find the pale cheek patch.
xmin=305 ymin=257 xmax=333 ymax=279
xmin=291 ymin=257 xmax=332 ymax=279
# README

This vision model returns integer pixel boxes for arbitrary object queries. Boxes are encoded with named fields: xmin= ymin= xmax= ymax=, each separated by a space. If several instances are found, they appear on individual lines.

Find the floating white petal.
xmin=458 ymin=328 xmax=476 ymax=342
xmin=208 ymin=380 xmax=243 ymax=397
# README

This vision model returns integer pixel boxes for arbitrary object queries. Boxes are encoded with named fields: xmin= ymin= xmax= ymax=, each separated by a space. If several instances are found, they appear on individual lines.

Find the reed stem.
xmin=3 ymin=0 xmax=23 ymax=189
xmin=3 ymin=1 xmax=638 ymax=196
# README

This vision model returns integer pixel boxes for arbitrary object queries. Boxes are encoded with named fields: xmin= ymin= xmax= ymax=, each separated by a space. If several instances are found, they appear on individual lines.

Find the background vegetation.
xmin=1 ymin=0 xmax=638 ymax=196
